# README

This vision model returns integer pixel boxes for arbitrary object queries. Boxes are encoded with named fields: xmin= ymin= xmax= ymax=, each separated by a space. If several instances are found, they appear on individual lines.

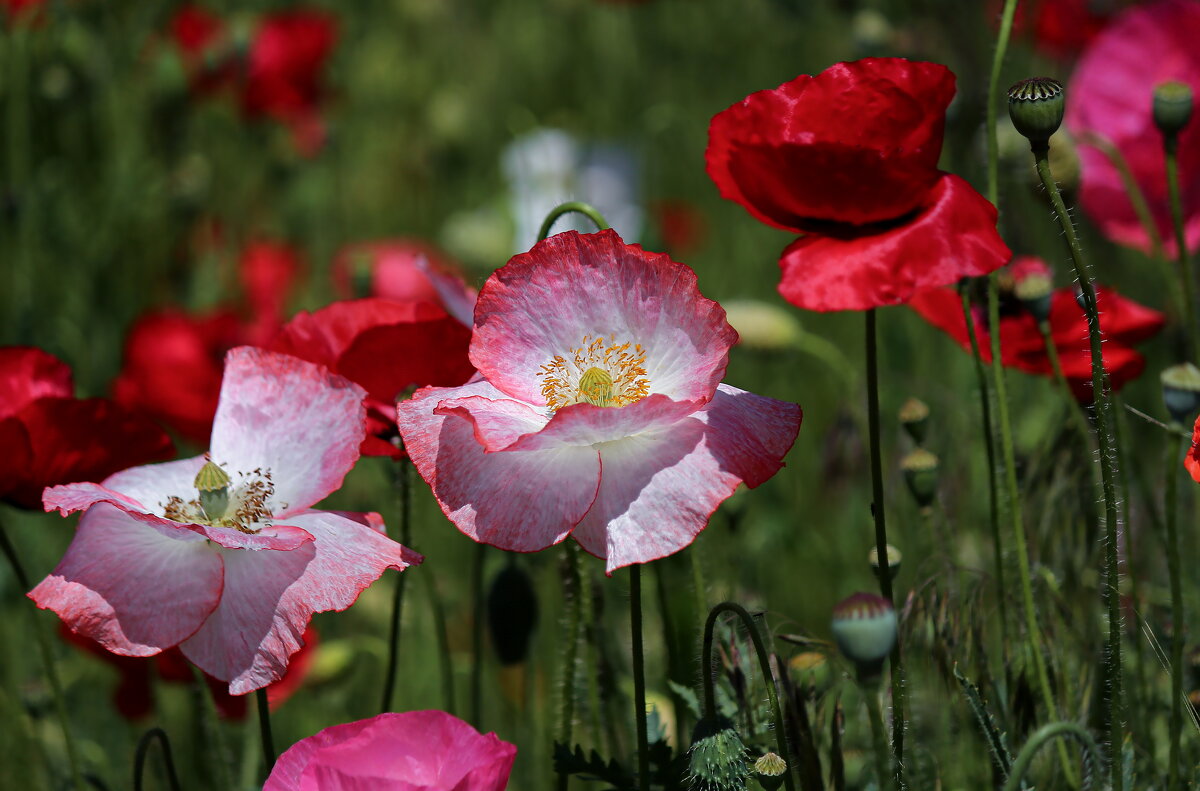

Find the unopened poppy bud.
xmin=1008 ymin=78 xmax=1065 ymax=145
xmin=898 ymin=397 xmax=929 ymax=445
xmin=194 ymin=459 xmax=231 ymax=522
xmin=868 ymin=544 xmax=902 ymax=582
xmin=486 ymin=561 xmax=539 ymax=666
xmin=1161 ymin=363 xmax=1200 ymax=427
xmin=1014 ymin=272 xmax=1054 ymax=324
xmin=754 ymin=752 xmax=788 ymax=790
xmin=1153 ymin=81 xmax=1194 ymax=138
xmin=723 ymin=299 xmax=803 ymax=351
xmin=901 ymin=448 xmax=939 ymax=509
xmin=687 ymin=716 xmax=751 ymax=791
xmin=831 ymin=593 xmax=897 ymax=683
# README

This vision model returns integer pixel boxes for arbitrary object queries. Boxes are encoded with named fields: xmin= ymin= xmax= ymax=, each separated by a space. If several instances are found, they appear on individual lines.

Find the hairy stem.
xmin=133 ymin=728 xmax=181 ymax=791
xmin=381 ymin=458 xmax=413 ymax=713
xmin=537 ymin=201 xmax=611 ymax=242
xmin=630 ymin=565 xmax=650 ymax=791
xmin=1165 ymin=431 xmax=1185 ymax=791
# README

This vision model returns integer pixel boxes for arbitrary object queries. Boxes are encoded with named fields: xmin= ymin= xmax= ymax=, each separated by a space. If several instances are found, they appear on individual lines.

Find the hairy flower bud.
xmin=831 ymin=593 xmax=897 ymax=682
xmin=1008 ymin=78 xmax=1065 ymax=145
xmin=687 ymin=716 xmax=751 ymax=791
xmin=753 ymin=752 xmax=787 ymax=791
xmin=1161 ymin=363 xmax=1200 ymax=427
xmin=1153 ymin=81 xmax=1194 ymax=138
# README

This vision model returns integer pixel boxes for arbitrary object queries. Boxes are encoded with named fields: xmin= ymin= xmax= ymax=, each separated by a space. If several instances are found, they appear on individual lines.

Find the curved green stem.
xmin=537 ymin=201 xmax=611 ymax=243
xmin=1165 ymin=137 xmax=1199 ymax=359
xmin=1002 ymin=721 xmax=1103 ymax=791
xmin=986 ymin=0 xmax=1020 ymax=207
xmin=1032 ymin=142 xmax=1123 ymax=790
xmin=630 ymin=565 xmax=650 ymax=791
xmin=1037 ymin=321 xmax=1096 ymax=450
xmin=1165 ymin=431 xmax=1185 ymax=791
xmin=1078 ymin=132 xmax=1165 ymax=260
xmin=0 ymin=522 xmax=86 ymax=791
xmin=700 ymin=602 xmax=796 ymax=791
xmin=556 ymin=544 xmax=583 ymax=791
xmin=134 ymin=728 xmax=181 ymax=791
xmin=257 ymin=688 xmax=276 ymax=773
xmin=863 ymin=684 xmax=895 ymax=791
xmin=381 ymin=458 xmax=413 ymax=714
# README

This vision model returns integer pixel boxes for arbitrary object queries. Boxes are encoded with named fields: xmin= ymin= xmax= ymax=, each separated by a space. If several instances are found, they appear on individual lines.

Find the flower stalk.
xmin=1164 ymin=430 xmax=1185 ymax=791
xmin=537 ymin=200 xmax=611 ymax=242
xmin=257 ymin=687 xmax=276 ymax=772
xmin=134 ymin=727 xmax=181 ymax=791
xmin=557 ymin=544 xmax=583 ymax=791
xmin=1002 ymin=721 xmax=1103 ymax=791
xmin=863 ymin=683 xmax=894 ymax=791
xmin=381 ymin=457 xmax=414 ymax=714
xmin=630 ymin=564 xmax=651 ymax=790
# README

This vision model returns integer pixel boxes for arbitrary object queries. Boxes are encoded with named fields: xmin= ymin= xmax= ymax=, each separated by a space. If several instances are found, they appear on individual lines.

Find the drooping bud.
xmin=868 ymin=544 xmax=902 ymax=583
xmin=898 ymin=398 xmax=929 ymax=446
xmin=194 ymin=459 xmax=231 ymax=523
xmin=901 ymin=448 xmax=939 ymax=510
xmin=1153 ymin=81 xmax=1194 ymax=138
xmin=753 ymin=752 xmax=788 ymax=791
xmin=1008 ymin=78 xmax=1065 ymax=145
xmin=486 ymin=561 xmax=539 ymax=666
xmin=1161 ymin=363 xmax=1200 ymax=427
xmin=687 ymin=716 xmax=751 ymax=791
xmin=831 ymin=593 xmax=898 ymax=683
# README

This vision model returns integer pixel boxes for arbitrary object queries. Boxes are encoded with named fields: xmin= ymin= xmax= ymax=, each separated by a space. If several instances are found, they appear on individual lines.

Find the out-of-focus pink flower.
xmin=33 ymin=347 xmax=420 ymax=695
xmin=264 ymin=710 xmax=516 ymax=791
xmin=397 ymin=230 xmax=802 ymax=574
xmin=0 ymin=347 xmax=173 ymax=510
xmin=331 ymin=239 xmax=477 ymax=327
xmin=240 ymin=240 xmax=305 ymax=344
xmin=1067 ymin=0 xmax=1200 ymax=256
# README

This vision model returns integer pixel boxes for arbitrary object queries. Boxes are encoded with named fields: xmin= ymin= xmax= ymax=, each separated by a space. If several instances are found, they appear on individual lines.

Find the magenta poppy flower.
xmin=32 ymin=347 xmax=420 ymax=695
xmin=396 ymin=230 xmax=802 ymax=574
xmin=265 ymin=710 xmax=516 ymax=791
xmin=1067 ymin=0 xmax=1200 ymax=256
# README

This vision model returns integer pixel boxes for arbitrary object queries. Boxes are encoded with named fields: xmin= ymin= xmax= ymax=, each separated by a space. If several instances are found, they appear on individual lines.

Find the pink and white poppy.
xmin=264 ymin=710 xmax=516 ymax=791
xmin=32 ymin=347 xmax=420 ymax=695
xmin=396 ymin=230 xmax=802 ymax=574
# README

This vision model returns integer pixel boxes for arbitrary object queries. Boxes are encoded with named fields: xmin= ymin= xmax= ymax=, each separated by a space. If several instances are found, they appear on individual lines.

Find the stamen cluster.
xmin=537 ymin=335 xmax=650 ymax=411
xmin=162 ymin=463 xmax=277 ymax=534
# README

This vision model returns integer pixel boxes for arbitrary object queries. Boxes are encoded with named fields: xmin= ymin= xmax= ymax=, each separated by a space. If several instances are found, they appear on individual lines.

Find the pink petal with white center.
xmin=100 ymin=455 xmax=209 ymax=511
xmin=397 ymin=382 xmax=600 ymax=552
xmin=29 ymin=503 xmax=223 ymax=655
xmin=209 ymin=347 xmax=367 ymax=515
xmin=572 ymin=384 xmax=801 ymax=574
xmin=180 ymin=509 xmax=417 ymax=694
xmin=415 ymin=255 xmax=478 ymax=328
xmin=433 ymin=395 xmax=549 ymax=451
xmin=506 ymin=394 xmax=702 ymax=452
xmin=470 ymin=230 xmax=737 ymax=406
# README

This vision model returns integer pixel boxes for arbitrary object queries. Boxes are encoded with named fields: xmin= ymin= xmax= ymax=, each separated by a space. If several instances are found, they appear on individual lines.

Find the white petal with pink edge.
xmin=209 ymin=347 xmax=367 ymax=516
xmin=29 ymin=502 xmax=223 ymax=655
xmin=470 ymin=230 xmax=737 ymax=406
xmin=398 ymin=384 xmax=600 ymax=552
xmin=180 ymin=509 xmax=416 ymax=694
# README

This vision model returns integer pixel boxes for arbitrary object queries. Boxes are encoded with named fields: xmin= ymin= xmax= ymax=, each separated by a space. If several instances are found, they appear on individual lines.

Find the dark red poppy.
xmin=2 ymin=0 xmax=43 ymax=25
xmin=113 ymin=241 xmax=303 ymax=445
xmin=271 ymin=298 xmax=475 ymax=457
xmin=1185 ymin=414 xmax=1200 ymax=482
xmin=63 ymin=624 xmax=318 ymax=721
xmin=650 ymin=199 xmax=707 ymax=257
xmin=910 ymin=268 xmax=1165 ymax=400
xmin=0 ymin=348 xmax=173 ymax=510
xmin=330 ymin=239 xmax=476 ymax=326
xmin=706 ymin=58 xmax=1010 ymax=312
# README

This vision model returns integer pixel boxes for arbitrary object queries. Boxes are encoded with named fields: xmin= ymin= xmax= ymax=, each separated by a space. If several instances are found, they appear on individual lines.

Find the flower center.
xmin=538 ymin=335 xmax=650 ymax=411
xmin=161 ymin=457 xmax=275 ymax=533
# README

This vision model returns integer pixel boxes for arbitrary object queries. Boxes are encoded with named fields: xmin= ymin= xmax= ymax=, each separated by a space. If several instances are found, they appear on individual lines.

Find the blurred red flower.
xmin=1067 ymin=0 xmax=1200 ymax=256
xmin=706 ymin=58 xmax=1010 ymax=311
xmin=1185 ymin=414 xmax=1200 ymax=482
xmin=330 ymin=239 xmax=477 ymax=326
xmin=993 ymin=0 xmax=1126 ymax=58
xmin=910 ymin=263 xmax=1165 ymax=400
xmin=113 ymin=241 xmax=303 ymax=445
xmin=0 ymin=347 xmax=173 ymax=510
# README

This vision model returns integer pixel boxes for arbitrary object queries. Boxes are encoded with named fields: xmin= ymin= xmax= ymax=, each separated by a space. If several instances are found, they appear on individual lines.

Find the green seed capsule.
xmin=1008 ymin=77 xmax=1065 ymax=145
xmin=1154 ymin=81 xmax=1194 ymax=138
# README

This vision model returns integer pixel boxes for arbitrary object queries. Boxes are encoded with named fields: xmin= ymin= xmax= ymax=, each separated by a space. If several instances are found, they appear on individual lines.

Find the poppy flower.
xmin=0 ymin=347 xmax=173 ymax=510
xmin=32 ymin=347 xmax=420 ymax=695
xmin=706 ymin=57 xmax=1010 ymax=311
xmin=990 ymin=0 xmax=1120 ymax=59
xmin=2 ymin=0 xmax=43 ymax=25
xmin=396 ymin=230 xmax=802 ymax=574
xmin=265 ymin=710 xmax=516 ymax=791
xmin=331 ymin=239 xmax=477 ymax=326
xmin=1185 ymin=414 xmax=1200 ymax=482
xmin=1067 ymin=0 xmax=1200 ymax=256
xmin=113 ymin=241 xmax=303 ymax=445
xmin=271 ymin=298 xmax=475 ymax=458
xmin=910 ymin=263 xmax=1165 ymax=399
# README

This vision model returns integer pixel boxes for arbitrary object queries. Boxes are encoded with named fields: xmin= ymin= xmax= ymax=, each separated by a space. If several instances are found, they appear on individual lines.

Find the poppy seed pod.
xmin=901 ymin=448 xmax=939 ymax=510
xmin=1008 ymin=78 xmax=1066 ymax=145
xmin=868 ymin=543 xmax=902 ymax=583
xmin=1162 ymin=363 xmax=1200 ymax=427
xmin=1014 ymin=272 xmax=1054 ymax=324
xmin=486 ymin=562 xmax=539 ymax=666
xmin=687 ymin=716 xmax=751 ymax=791
xmin=754 ymin=752 xmax=788 ymax=791
xmin=898 ymin=397 xmax=930 ymax=446
xmin=831 ymin=593 xmax=897 ymax=682
xmin=1153 ymin=81 xmax=1194 ymax=138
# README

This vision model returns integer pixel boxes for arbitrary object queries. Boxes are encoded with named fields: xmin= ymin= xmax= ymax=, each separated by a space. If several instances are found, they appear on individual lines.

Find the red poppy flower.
xmin=990 ymin=0 xmax=1119 ymax=58
xmin=0 ymin=348 xmax=173 ymax=510
xmin=330 ymin=239 xmax=477 ymax=326
xmin=910 ymin=266 xmax=1165 ymax=400
xmin=2 ymin=0 xmax=43 ymax=25
xmin=1067 ymin=0 xmax=1200 ymax=257
xmin=706 ymin=58 xmax=1010 ymax=312
xmin=1185 ymin=414 xmax=1200 ymax=482
xmin=113 ymin=242 xmax=303 ymax=445
xmin=271 ymin=299 xmax=475 ymax=458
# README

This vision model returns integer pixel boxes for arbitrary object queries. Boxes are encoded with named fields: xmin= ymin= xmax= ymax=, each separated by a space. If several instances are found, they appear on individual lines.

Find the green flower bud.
xmin=831 ymin=593 xmax=897 ymax=682
xmin=898 ymin=397 xmax=929 ymax=446
xmin=1154 ymin=81 xmax=1194 ymax=138
xmin=687 ymin=716 xmax=751 ymax=791
xmin=1161 ymin=363 xmax=1200 ymax=427
xmin=868 ymin=543 xmax=902 ymax=583
xmin=901 ymin=448 xmax=939 ymax=510
xmin=1008 ymin=78 xmax=1065 ymax=145
xmin=753 ymin=752 xmax=787 ymax=791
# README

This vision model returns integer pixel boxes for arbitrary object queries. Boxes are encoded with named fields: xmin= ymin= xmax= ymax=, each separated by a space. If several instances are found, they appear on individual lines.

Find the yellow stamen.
xmin=537 ymin=335 xmax=651 ymax=411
